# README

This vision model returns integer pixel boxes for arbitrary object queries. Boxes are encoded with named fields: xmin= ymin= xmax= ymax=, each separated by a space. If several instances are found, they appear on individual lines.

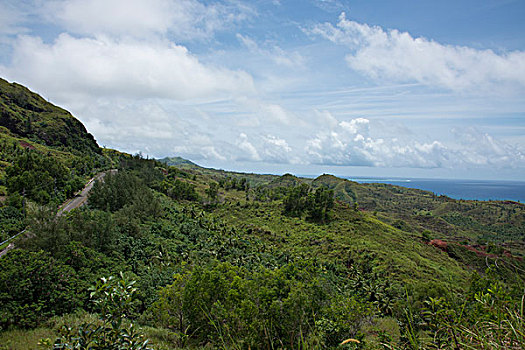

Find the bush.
xmin=52 ymin=273 xmax=152 ymax=350
xmin=148 ymin=261 xmax=372 ymax=348
xmin=0 ymin=250 xmax=81 ymax=329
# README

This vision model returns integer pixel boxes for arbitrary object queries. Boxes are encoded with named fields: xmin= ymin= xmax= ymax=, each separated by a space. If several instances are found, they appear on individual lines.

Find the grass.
xmin=0 ymin=241 xmax=11 ymax=250
xmin=0 ymin=313 xmax=201 ymax=350
xmin=0 ymin=328 xmax=56 ymax=350
xmin=210 ymin=198 xmax=470 ymax=289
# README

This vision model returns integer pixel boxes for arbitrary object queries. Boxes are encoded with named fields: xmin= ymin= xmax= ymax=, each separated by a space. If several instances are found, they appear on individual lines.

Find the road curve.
xmin=57 ymin=169 xmax=117 ymax=216
xmin=0 ymin=169 xmax=116 ymax=257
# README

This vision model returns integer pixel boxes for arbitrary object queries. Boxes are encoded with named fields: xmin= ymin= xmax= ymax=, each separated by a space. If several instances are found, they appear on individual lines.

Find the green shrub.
xmin=148 ymin=261 xmax=373 ymax=349
xmin=52 ymin=273 xmax=152 ymax=350
xmin=0 ymin=250 xmax=81 ymax=329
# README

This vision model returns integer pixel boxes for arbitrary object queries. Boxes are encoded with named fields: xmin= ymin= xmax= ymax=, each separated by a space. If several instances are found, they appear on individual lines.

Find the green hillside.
xmin=0 ymin=79 xmax=524 ymax=349
xmin=0 ymin=79 xmax=116 ymax=242
xmin=158 ymin=156 xmax=198 ymax=168
xmin=311 ymin=175 xmax=525 ymax=255
xmin=0 ymin=78 xmax=100 ymax=154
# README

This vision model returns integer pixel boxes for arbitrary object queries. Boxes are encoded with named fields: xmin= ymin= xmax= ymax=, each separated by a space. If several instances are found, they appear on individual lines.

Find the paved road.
xmin=0 ymin=169 xmax=116 ymax=257
xmin=57 ymin=170 xmax=116 ymax=216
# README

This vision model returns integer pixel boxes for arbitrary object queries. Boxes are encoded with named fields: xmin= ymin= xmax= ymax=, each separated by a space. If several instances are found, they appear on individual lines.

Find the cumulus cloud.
xmin=452 ymin=128 xmax=525 ymax=168
xmin=305 ymin=112 xmax=524 ymax=169
xmin=261 ymin=135 xmax=296 ymax=163
xmin=237 ymin=133 xmax=261 ymax=161
xmin=229 ymin=132 xmax=299 ymax=164
xmin=44 ymin=0 xmax=254 ymax=40
xmin=310 ymin=12 xmax=525 ymax=93
xmin=1 ymin=34 xmax=254 ymax=100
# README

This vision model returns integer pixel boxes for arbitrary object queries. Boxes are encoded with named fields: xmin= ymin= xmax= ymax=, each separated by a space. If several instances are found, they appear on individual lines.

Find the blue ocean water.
xmin=343 ymin=177 xmax=525 ymax=202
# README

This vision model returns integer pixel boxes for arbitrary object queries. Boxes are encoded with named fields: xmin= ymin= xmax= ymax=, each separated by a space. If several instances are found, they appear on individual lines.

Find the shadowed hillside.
xmin=0 ymin=78 xmax=99 ymax=154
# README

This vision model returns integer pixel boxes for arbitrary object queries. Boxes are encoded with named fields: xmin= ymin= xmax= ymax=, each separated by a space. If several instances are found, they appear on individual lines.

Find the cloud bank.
xmin=305 ymin=114 xmax=525 ymax=169
xmin=0 ymin=1 xmax=523 ymax=177
xmin=3 ymin=34 xmax=254 ymax=100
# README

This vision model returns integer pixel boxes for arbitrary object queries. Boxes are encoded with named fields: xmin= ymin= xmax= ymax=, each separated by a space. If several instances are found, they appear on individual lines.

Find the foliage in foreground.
xmin=399 ymin=279 xmax=525 ymax=350
xmin=51 ymin=274 xmax=151 ymax=350
xmin=147 ymin=261 xmax=375 ymax=349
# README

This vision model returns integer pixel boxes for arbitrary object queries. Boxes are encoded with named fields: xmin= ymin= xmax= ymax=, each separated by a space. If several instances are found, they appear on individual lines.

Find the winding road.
xmin=0 ymin=169 xmax=116 ymax=257
xmin=57 ymin=170 xmax=116 ymax=216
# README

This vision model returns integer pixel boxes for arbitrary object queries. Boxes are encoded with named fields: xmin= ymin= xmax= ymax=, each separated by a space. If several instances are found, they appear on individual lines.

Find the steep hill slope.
xmin=0 ymin=78 xmax=99 ymax=154
xmin=0 ymin=78 xmax=114 ymax=239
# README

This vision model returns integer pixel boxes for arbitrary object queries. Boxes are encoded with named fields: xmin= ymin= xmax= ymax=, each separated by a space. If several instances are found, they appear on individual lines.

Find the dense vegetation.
xmin=0 ymin=78 xmax=99 ymax=154
xmin=0 ymin=78 xmax=116 ymax=242
xmin=0 ymin=80 xmax=524 ymax=349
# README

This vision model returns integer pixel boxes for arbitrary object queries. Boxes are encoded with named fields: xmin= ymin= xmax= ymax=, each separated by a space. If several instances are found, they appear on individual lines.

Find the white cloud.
xmin=235 ymin=97 xmax=302 ymax=126
xmin=312 ymin=0 xmax=347 ymax=13
xmin=311 ymin=12 xmax=525 ymax=93
xmin=452 ymin=128 xmax=525 ymax=168
xmin=265 ymin=135 xmax=291 ymax=152
xmin=0 ymin=2 xmax=27 ymax=39
xmin=1 ymin=34 xmax=254 ymax=101
xmin=261 ymin=135 xmax=296 ymax=163
xmin=45 ymin=0 xmax=174 ymax=38
xmin=339 ymin=117 xmax=369 ymax=134
xmin=85 ymin=100 xmax=175 ymax=143
xmin=236 ymin=133 xmax=261 ymax=161
xmin=305 ymin=112 xmax=525 ymax=169
xmin=236 ymin=33 xmax=305 ymax=68
xmin=261 ymin=104 xmax=293 ymax=125
xmin=44 ymin=0 xmax=254 ymax=40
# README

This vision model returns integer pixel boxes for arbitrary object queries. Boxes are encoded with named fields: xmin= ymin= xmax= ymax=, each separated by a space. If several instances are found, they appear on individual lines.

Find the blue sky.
xmin=1 ymin=0 xmax=524 ymax=180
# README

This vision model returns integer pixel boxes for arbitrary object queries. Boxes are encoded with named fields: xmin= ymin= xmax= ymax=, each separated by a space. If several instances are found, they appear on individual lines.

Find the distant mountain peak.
xmin=158 ymin=156 xmax=198 ymax=167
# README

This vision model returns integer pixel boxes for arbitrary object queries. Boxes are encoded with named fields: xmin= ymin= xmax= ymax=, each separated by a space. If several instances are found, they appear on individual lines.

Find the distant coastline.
xmin=345 ymin=177 xmax=525 ymax=202
xmin=299 ymin=175 xmax=525 ymax=202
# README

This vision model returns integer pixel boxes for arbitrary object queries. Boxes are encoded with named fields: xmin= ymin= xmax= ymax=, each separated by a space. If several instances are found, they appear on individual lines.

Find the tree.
xmin=283 ymin=185 xmax=334 ymax=222
xmin=0 ymin=250 xmax=81 ymax=329
xmin=307 ymin=187 xmax=334 ymax=223
xmin=6 ymin=150 xmax=70 ymax=205
xmin=206 ymin=182 xmax=219 ymax=204
xmin=283 ymin=184 xmax=310 ymax=217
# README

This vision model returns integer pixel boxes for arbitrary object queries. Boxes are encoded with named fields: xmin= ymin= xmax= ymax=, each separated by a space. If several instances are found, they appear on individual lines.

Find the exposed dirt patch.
xmin=428 ymin=239 xmax=448 ymax=251
xmin=19 ymin=140 xmax=36 ymax=150
xmin=462 ymin=245 xmax=498 ymax=259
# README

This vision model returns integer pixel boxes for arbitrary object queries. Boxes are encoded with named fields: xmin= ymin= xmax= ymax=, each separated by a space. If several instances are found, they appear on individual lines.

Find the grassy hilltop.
xmin=1 ymin=80 xmax=524 ymax=349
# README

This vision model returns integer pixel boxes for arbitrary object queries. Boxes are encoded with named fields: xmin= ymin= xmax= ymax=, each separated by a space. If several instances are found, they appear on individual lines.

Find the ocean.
xmin=343 ymin=177 xmax=525 ymax=203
